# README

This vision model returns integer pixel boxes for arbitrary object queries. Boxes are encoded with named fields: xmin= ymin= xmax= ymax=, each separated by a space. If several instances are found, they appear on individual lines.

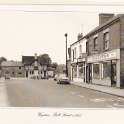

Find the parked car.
xmin=57 ymin=74 xmax=70 ymax=84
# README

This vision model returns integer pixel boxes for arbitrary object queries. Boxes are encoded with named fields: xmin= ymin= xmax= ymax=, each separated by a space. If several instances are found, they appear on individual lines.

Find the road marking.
xmin=70 ymin=91 xmax=77 ymax=95
xmin=90 ymin=98 xmax=106 ymax=102
xmin=0 ymin=83 xmax=10 ymax=107
xmin=77 ymin=94 xmax=84 ymax=98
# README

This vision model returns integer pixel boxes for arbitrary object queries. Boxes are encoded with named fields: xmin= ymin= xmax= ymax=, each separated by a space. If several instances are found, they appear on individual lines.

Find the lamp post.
xmin=65 ymin=33 xmax=68 ymax=77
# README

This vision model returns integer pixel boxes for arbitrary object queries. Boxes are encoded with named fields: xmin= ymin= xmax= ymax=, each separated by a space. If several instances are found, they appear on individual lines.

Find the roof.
xmin=22 ymin=56 xmax=35 ymax=65
xmin=1 ymin=61 xmax=23 ymax=67
xmin=70 ymin=36 xmax=86 ymax=47
xmin=85 ymin=14 xmax=124 ymax=38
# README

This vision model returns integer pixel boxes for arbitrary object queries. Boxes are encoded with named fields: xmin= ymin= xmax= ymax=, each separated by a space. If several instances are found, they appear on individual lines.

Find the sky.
xmin=0 ymin=1 xmax=124 ymax=64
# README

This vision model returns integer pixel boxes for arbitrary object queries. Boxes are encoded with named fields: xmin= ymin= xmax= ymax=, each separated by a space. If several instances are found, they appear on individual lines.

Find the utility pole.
xmin=65 ymin=33 xmax=68 ymax=77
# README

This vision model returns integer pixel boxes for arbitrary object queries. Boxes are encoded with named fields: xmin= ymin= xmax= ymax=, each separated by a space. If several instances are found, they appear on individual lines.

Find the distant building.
xmin=22 ymin=53 xmax=55 ymax=79
xmin=1 ymin=61 xmax=25 ymax=78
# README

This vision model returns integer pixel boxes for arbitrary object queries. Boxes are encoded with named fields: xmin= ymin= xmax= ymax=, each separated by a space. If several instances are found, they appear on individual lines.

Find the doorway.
xmin=111 ymin=61 xmax=117 ymax=87
xmin=26 ymin=71 xmax=28 ymax=78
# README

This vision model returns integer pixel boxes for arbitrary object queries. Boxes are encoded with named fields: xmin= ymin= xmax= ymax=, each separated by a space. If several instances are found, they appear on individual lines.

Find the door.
xmin=111 ymin=62 xmax=116 ymax=87
xmin=86 ymin=64 xmax=92 ymax=83
xmin=26 ymin=71 xmax=28 ymax=78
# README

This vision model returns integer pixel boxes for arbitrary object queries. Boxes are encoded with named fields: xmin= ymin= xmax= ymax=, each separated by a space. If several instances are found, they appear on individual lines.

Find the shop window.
xmin=103 ymin=62 xmax=111 ymax=79
xmin=103 ymin=32 xmax=109 ymax=50
xmin=32 ymin=71 xmax=34 ymax=74
xmin=93 ymin=64 xmax=100 ymax=79
xmin=18 ymin=72 xmax=22 ymax=75
xmin=73 ymin=66 xmax=77 ymax=78
xmin=78 ymin=63 xmax=84 ymax=79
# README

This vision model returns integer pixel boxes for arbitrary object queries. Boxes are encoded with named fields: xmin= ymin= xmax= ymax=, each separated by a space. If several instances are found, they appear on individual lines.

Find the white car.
xmin=57 ymin=74 xmax=70 ymax=84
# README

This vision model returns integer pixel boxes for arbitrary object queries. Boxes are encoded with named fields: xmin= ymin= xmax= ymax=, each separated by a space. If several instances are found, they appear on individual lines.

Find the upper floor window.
xmin=19 ymin=66 xmax=21 ymax=69
xmin=74 ymin=47 xmax=77 ymax=59
xmin=103 ymin=32 xmax=109 ymax=50
xmin=93 ymin=37 xmax=98 ymax=50
xmin=86 ymin=42 xmax=89 ymax=54
xmin=79 ymin=45 xmax=82 ymax=54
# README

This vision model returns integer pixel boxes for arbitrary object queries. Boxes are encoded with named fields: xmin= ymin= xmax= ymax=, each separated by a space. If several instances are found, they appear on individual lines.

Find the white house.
xmin=70 ymin=33 xmax=87 ymax=84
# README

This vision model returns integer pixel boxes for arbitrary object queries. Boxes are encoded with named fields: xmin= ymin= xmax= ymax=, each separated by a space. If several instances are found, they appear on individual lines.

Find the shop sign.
xmin=87 ymin=49 xmax=120 ymax=63
xmin=78 ymin=58 xmax=86 ymax=62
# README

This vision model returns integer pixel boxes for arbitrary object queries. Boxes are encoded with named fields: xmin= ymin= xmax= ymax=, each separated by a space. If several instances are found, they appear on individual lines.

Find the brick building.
xmin=1 ymin=61 xmax=25 ymax=78
xmin=85 ymin=13 xmax=124 ymax=88
xmin=69 ymin=13 xmax=124 ymax=88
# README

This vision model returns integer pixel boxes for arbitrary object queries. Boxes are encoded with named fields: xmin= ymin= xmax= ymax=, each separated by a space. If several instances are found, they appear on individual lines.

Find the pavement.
xmin=0 ymin=78 xmax=124 ymax=108
xmin=71 ymin=81 xmax=124 ymax=98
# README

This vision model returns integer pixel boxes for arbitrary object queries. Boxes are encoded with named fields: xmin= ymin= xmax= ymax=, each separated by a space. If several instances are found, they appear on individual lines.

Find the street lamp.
xmin=65 ymin=33 xmax=68 ymax=77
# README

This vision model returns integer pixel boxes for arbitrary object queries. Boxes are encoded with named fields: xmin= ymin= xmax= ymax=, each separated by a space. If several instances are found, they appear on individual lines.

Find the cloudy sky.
xmin=0 ymin=0 xmax=124 ymax=64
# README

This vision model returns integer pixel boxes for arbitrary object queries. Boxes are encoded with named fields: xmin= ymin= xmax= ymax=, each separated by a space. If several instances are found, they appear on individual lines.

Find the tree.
xmin=0 ymin=57 xmax=7 ymax=64
xmin=38 ymin=54 xmax=51 ymax=66
xmin=0 ymin=57 xmax=7 ymax=71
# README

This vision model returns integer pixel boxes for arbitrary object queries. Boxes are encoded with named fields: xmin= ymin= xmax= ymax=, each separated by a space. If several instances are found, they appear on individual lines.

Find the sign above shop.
xmin=87 ymin=49 xmax=120 ymax=63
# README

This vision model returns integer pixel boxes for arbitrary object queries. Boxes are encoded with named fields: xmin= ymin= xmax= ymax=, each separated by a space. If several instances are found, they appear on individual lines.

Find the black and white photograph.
xmin=0 ymin=0 xmax=124 ymax=123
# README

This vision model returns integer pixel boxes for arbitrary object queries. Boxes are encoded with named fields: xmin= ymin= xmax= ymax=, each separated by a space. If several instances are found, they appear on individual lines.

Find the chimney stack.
xmin=77 ymin=33 xmax=83 ymax=40
xmin=34 ymin=53 xmax=37 ymax=60
xmin=99 ymin=13 xmax=114 ymax=25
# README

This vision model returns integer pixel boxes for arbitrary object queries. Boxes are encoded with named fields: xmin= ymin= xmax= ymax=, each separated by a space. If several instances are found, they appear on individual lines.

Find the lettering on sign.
xmin=87 ymin=49 xmax=120 ymax=62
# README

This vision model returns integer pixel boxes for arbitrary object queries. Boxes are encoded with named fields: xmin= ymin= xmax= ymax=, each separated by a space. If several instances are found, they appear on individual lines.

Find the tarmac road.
xmin=1 ymin=78 xmax=124 ymax=108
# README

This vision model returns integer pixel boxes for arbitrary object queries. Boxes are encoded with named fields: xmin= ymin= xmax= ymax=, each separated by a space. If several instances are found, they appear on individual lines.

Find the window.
xmin=86 ymin=42 xmax=89 ymax=54
xmin=74 ymin=47 xmax=77 ymax=59
xmin=93 ymin=37 xmax=98 ymax=50
xmin=32 ymin=71 xmax=34 ymax=74
xmin=78 ymin=63 xmax=84 ymax=79
xmin=79 ymin=45 xmax=82 ymax=54
xmin=72 ymin=50 xmax=74 ymax=61
xmin=103 ymin=32 xmax=109 ymax=50
xmin=103 ymin=62 xmax=111 ymax=79
xmin=19 ymin=66 xmax=21 ymax=69
xmin=93 ymin=64 xmax=100 ymax=79
xmin=72 ymin=66 xmax=77 ymax=78
xmin=18 ymin=72 xmax=22 ymax=75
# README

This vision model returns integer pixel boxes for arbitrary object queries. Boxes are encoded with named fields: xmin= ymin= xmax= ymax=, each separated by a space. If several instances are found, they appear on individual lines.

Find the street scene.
xmin=0 ymin=4 xmax=124 ymax=108
xmin=0 ymin=78 xmax=124 ymax=108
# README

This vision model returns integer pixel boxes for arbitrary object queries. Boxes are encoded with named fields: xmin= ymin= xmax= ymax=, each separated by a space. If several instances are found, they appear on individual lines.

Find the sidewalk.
xmin=71 ymin=81 xmax=124 ymax=98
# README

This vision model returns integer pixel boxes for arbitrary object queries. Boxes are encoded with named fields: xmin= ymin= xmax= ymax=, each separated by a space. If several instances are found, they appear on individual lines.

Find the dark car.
xmin=57 ymin=75 xmax=70 ymax=84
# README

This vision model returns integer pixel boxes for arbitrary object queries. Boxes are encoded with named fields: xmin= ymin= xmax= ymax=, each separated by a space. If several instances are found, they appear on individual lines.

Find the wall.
xmin=87 ymin=20 xmax=121 ymax=56
xmin=120 ymin=17 xmax=124 ymax=87
xmin=2 ymin=66 xmax=25 ymax=77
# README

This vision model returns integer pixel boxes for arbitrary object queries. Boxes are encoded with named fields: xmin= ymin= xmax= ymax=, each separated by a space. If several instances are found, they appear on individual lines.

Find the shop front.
xmin=71 ymin=60 xmax=86 ymax=84
xmin=87 ymin=49 xmax=120 ymax=87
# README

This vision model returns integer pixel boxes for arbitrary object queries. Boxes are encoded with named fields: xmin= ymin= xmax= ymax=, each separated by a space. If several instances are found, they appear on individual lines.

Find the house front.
xmin=85 ymin=13 xmax=124 ymax=88
xmin=70 ymin=33 xmax=87 ymax=84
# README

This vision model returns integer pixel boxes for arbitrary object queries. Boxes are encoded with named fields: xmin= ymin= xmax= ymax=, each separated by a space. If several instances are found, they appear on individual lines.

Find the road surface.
xmin=1 ymin=78 xmax=124 ymax=108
